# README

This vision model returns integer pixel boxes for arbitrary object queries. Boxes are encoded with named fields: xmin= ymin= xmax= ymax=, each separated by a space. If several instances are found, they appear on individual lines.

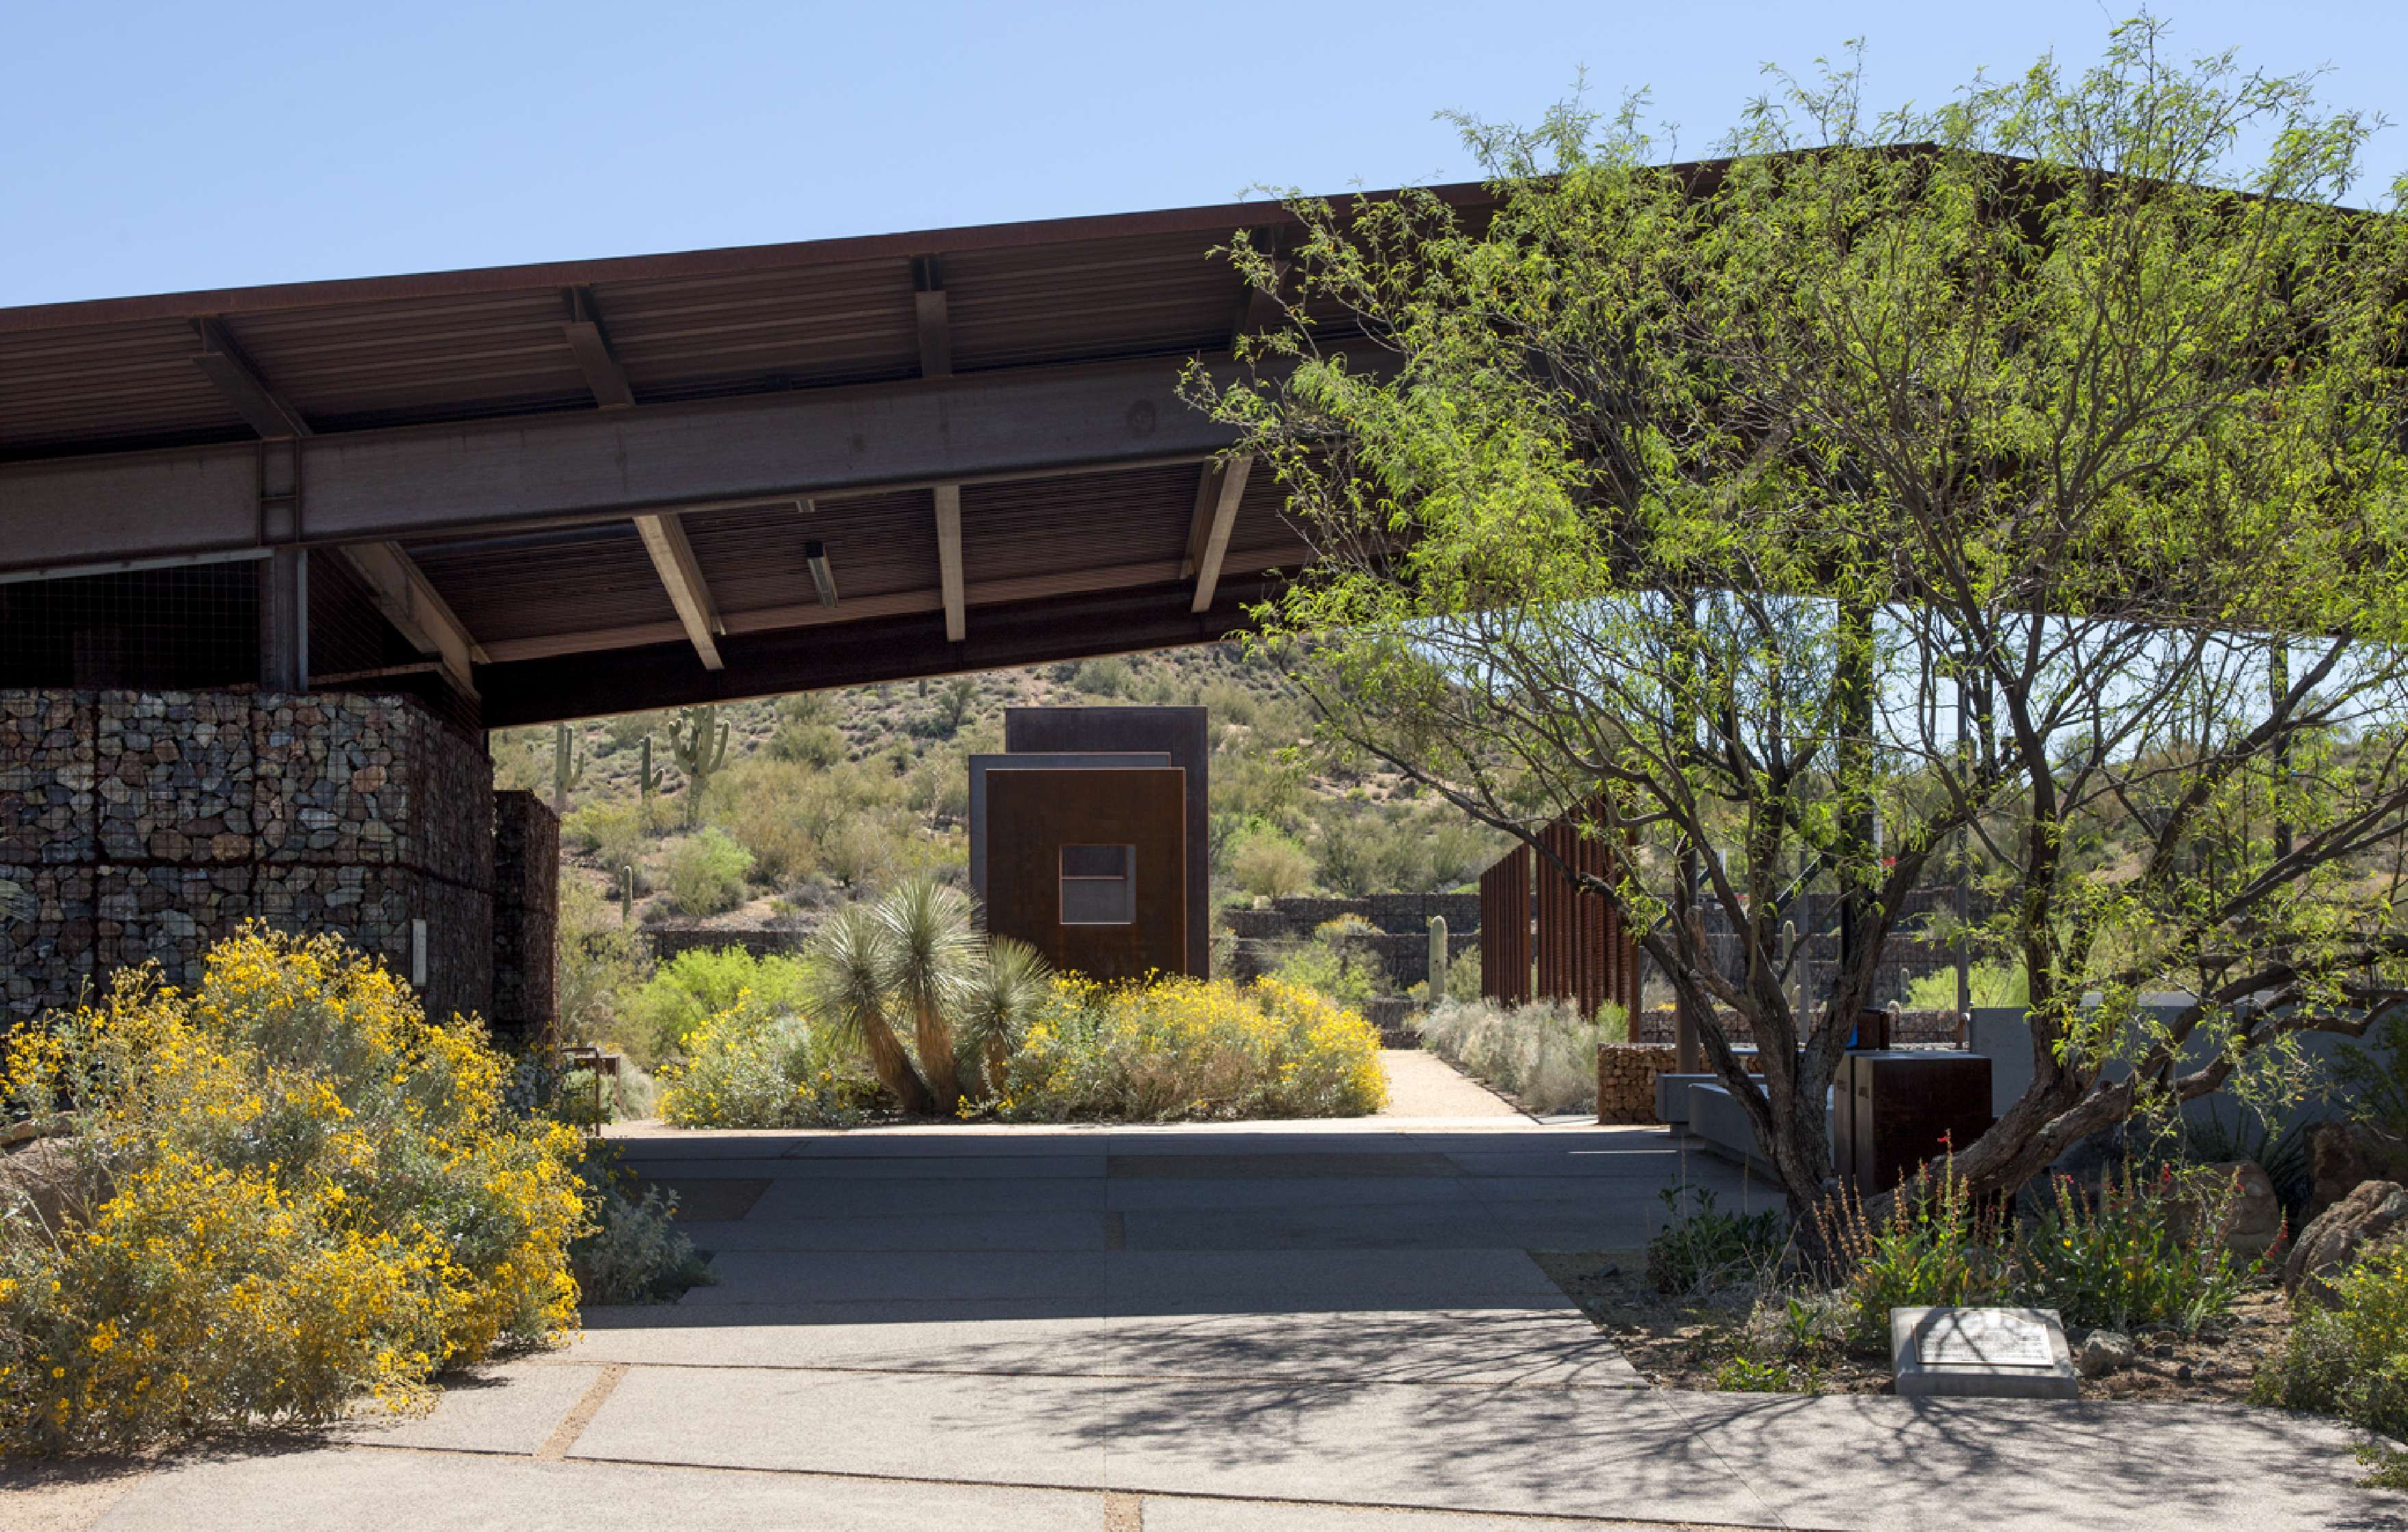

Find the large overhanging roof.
xmin=0 ymin=185 xmax=1493 ymax=726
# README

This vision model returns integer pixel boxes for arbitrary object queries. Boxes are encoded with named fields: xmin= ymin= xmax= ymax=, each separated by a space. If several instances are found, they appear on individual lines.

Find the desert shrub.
xmin=619 ymin=946 xmax=812 ymax=1064
xmin=2335 ymin=1009 xmax=2408 ymax=1138
xmin=768 ymin=719 xmax=846 ymax=768
xmin=1647 ymin=1185 xmax=1786 ymax=1295
xmin=0 ymin=928 xmax=585 ymax=1455
xmin=1903 ymin=960 xmax=2028 ymax=1012
xmin=1415 ymin=998 xmax=1624 ymax=1113
xmin=664 ymin=828 xmax=754 ymax=914
xmin=1071 ymin=655 xmax=1133 ymax=696
xmin=1818 ymin=1156 xmax=2011 ymax=1344
xmin=2016 ymin=1163 xmax=2252 ymax=1333
xmin=568 ymin=1146 xmax=711 ymax=1304
xmin=999 ymin=975 xmax=1387 ymax=1122
xmin=563 ymin=800 xmax=651 ymax=890
xmin=1231 ymin=831 xmax=1314 ymax=899
xmin=655 ymin=1009 xmax=874 ymax=1128
xmin=1268 ymin=915 xmax=1385 ymax=1007
xmin=707 ymin=758 xmax=830 ymax=886
xmin=555 ymin=877 xmax=647 ymax=1053
xmin=2254 ymin=1239 xmax=2408 ymax=1485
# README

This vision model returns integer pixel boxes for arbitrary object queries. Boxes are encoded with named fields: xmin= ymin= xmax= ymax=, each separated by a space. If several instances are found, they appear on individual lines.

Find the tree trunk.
xmin=860 ymin=1015 xmax=935 ymax=1117
xmin=914 ymin=1002 xmax=960 ymax=1116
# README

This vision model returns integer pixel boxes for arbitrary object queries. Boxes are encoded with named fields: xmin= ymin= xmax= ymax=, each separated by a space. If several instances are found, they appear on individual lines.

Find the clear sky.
xmin=2 ymin=1 xmax=2400 ymax=307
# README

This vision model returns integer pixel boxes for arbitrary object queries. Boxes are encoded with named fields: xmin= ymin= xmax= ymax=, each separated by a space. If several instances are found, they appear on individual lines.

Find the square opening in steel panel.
xmin=1060 ymin=843 xmax=1136 ymax=925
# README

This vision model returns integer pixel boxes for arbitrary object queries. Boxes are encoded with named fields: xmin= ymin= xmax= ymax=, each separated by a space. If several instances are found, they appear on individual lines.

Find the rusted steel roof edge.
xmin=0 ymin=181 xmax=1498 ymax=337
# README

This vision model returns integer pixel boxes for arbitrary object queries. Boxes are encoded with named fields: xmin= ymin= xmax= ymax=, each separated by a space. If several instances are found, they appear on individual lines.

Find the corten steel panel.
xmin=966 ymin=752 xmax=1170 ymax=909
xmin=984 ymin=768 xmax=1188 ymax=982
xmin=1839 ymin=1053 xmax=1995 ymax=1195
xmin=1480 ymin=844 xmax=1532 ymax=1005
xmin=1005 ymin=708 xmax=1208 ymax=977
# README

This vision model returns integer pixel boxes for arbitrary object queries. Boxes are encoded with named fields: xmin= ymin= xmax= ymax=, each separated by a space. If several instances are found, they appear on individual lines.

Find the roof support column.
xmin=259 ymin=546 xmax=308 ymax=691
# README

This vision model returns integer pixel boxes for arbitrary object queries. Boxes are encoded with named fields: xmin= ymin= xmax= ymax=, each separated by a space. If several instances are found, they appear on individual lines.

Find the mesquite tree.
xmin=1190 ymin=27 xmax=2408 ymax=1218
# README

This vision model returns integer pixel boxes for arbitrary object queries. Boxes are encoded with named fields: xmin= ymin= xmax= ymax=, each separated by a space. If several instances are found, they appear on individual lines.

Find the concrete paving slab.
xmin=1105 ymin=1310 xmax=1645 ymax=1388
xmin=1104 ymin=1178 xmax=1487 ymax=1212
xmin=583 ymin=1297 xmax=1110 ymax=1333
xmin=331 ymin=1358 xmax=597 ymax=1455
xmin=568 ymin=1366 xmax=1113 ymax=1485
xmin=671 ymin=1209 xmax=1110 ymax=1253
xmin=1095 ymin=1377 xmax=1783 ymax=1526
xmin=1662 ymin=1390 xmax=2408 ymax=1532
xmin=1141 ymin=1497 xmax=1721 ymax=1531
xmin=96 ymin=1449 xmax=1107 ymax=1531
xmin=1105 ymin=1249 xmax=1566 ymax=1315
xmin=566 ymin=1308 xmax=1108 ymax=1371
xmin=679 ymin=1248 xmax=1105 ymax=1306
xmin=1116 ymin=1206 xmax=1519 ymax=1251
xmin=748 ymin=1176 xmax=1108 ymax=1218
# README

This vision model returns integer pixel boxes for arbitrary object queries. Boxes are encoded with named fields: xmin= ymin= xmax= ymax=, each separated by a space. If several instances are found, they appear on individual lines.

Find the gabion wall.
xmin=489 ymin=789 xmax=559 ymax=1051
xmin=1 ymin=689 xmax=497 ymax=1027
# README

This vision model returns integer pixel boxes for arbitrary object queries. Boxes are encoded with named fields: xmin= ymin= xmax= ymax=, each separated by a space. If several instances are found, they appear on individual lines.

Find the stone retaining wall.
xmin=1 ymin=689 xmax=498 ymax=1028
xmin=1596 ymin=1043 xmax=1679 ymax=1124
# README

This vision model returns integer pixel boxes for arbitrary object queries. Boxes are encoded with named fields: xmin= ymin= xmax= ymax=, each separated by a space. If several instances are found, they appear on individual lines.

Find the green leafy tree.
xmin=1191 ymin=26 xmax=2408 ymax=1218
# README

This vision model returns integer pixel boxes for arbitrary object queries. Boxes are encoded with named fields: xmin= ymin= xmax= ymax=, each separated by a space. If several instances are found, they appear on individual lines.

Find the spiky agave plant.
xmin=955 ymin=936 xmax=1052 ymax=1102
xmin=806 ymin=901 xmax=934 ymax=1116
xmin=874 ymin=875 xmax=983 ymax=1115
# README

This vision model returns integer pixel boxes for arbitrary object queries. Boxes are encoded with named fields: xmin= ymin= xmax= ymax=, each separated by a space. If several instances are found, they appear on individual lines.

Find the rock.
xmin=2076 ymin=1330 xmax=2134 ymax=1378
xmin=0 ymin=1137 xmax=111 ymax=1234
xmin=2284 ymin=1179 xmax=2408 ymax=1306
xmin=2306 ymin=1121 xmax=2408 ymax=1221
xmin=2169 ymin=1160 xmax=2283 ymax=1260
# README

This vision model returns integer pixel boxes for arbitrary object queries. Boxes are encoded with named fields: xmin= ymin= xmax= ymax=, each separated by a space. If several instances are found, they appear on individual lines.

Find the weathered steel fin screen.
xmin=1480 ymin=803 xmax=1641 ymax=1020
xmin=1478 ymin=843 xmax=1532 ymax=1004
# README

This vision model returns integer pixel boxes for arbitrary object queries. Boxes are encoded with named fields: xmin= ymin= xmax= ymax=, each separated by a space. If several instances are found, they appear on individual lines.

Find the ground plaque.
xmin=1891 ymin=1306 xmax=2078 ymax=1399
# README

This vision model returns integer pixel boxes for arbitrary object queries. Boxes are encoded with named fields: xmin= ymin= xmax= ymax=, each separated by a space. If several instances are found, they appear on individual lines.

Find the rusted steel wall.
xmin=1478 ymin=843 xmax=1531 ymax=1005
xmin=1531 ymin=804 xmax=1641 ymax=1020
xmin=983 ymin=766 xmax=1188 ymax=982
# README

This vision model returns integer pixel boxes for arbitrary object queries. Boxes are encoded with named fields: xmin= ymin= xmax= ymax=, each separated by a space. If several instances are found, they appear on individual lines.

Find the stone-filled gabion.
xmin=1 ymin=688 xmax=497 ymax=1028
xmin=1596 ymin=1043 xmax=1679 ymax=1124
xmin=490 ymin=790 xmax=560 ymax=1051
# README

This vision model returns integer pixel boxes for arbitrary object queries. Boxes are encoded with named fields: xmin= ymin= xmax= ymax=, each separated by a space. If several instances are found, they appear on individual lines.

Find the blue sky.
xmin=2 ymin=1 xmax=2400 ymax=306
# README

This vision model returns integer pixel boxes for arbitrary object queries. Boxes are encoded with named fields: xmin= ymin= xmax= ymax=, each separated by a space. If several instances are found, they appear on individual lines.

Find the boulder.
xmin=2284 ymin=1178 xmax=2408 ymax=1307
xmin=2169 ymin=1161 xmax=2284 ymax=1261
xmin=0 ymin=1136 xmax=110 ymax=1234
xmin=2306 ymin=1121 xmax=2408 ymax=1221
xmin=2076 ymin=1330 xmax=2134 ymax=1379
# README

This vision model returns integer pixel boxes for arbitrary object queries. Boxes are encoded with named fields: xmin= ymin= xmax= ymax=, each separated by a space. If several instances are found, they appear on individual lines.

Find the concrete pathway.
xmin=49 ymin=1055 xmax=2408 ymax=1530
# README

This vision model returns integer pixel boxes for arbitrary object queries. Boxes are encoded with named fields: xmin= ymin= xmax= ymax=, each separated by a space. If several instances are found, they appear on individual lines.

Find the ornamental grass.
xmin=0 ymin=927 xmax=586 ymax=1455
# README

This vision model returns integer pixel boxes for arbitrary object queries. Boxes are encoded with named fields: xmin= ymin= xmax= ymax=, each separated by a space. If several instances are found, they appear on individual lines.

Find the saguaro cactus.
xmin=638 ymin=736 xmax=664 ymax=824
xmin=670 ymin=704 xmax=730 ymax=827
xmin=620 ymin=864 xmax=635 ymax=923
xmin=551 ymin=723 xmax=585 ymax=815
xmin=1427 ymin=914 xmax=1449 ymax=1005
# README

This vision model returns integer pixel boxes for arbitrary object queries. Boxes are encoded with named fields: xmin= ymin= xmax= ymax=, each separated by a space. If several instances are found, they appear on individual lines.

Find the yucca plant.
xmin=955 ymin=936 xmax=1052 ymax=1100
xmin=806 ymin=901 xmax=935 ymax=1117
xmin=875 ymin=875 xmax=983 ymax=1115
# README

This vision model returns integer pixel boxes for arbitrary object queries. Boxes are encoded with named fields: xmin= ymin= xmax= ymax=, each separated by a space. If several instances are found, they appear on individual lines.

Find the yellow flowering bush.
xmin=997 ymin=974 xmax=1387 ymax=1121
xmin=655 ymin=1007 xmax=875 ymax=1128
xmin=0 ymin=927 xmax=585 ymax=1454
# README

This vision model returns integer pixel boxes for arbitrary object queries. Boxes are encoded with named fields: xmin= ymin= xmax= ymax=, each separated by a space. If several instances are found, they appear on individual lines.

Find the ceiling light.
xmin=804 ymin=540 xmax=838 ymax=608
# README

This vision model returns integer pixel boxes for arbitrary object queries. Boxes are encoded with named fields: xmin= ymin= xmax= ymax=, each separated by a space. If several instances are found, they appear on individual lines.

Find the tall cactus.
xmin=670 ymin=704 xmax=730 ymax=828
xmin=638 ymin=736 xmax=664 ymax=826
xmin=551 ymin=722 xmax=586 ymax=815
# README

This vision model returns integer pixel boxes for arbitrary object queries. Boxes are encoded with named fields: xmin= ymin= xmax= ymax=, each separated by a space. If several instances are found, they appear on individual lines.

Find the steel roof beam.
xmin=335 ymin=541 xmax=488 ymax=697
xmin=933 ymin=484 xmax=965 ymax=642
xmin=632 ymin=513 xmax=726 ymax=670
xmin=190 ymin=318 xmax=313 ymax=440
xmin=561 ymin=287 xmax=634 ymax=409
xmin=1187 ymin=453 xmax=1253 ymax=613
xmin=0 ymin=356 xmax=1243 ymax=574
